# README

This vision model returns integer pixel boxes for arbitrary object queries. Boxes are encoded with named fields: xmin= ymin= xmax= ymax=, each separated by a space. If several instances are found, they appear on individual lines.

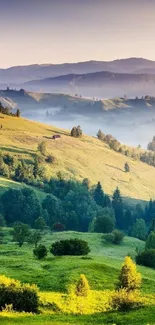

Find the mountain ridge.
xmin=1 ymin=57 xmax=155 ymax=85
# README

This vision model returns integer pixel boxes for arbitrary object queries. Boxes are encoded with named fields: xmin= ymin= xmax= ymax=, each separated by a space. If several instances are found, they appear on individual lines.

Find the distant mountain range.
xmin=23 ymin=70 xmax=155 ymax=97
xmin=1 ymin=57 xmax=155 ymax=97
xmin=0 ymin=57 xmax=155 ymax=83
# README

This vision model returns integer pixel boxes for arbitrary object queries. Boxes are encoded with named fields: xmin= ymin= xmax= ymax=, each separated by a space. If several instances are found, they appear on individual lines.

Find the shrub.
xmin=118 ymin=256 xmax=141 ymax=291
xmin=112 ymin=230 xmax=125 ymax=244
xmin=75 ymin=274 xmax=90 ymax=297
xmin=136 ymin=249 xmax=155 ymax=268
xmin=33 ymin=244 xmax=48 ymax=259
xmin=111 ymin=289 xmax=145 ymax=311
xmin=0 ymin=275 xmax=39 ymax=312
xmin=50 ymin=239 xmax=90 ymax=256
xmin=45 ymin=155 xmax=57 ymax=164
xmin=104 ymin=229 xmax=124 ymax=245
xmin=124 ymin=162 xmax=130 ymax=173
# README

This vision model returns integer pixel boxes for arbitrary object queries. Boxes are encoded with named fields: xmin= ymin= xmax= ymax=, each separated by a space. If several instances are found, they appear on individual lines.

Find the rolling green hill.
xmin=0 ymin=113 xmax=155 ymax=203
xmin=0 ymin=231 xmax=155 ymax=325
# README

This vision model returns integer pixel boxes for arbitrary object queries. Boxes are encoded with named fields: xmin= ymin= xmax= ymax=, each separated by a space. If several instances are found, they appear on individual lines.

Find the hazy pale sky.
xmin=0 ymin=0 xmax=155 ymax=68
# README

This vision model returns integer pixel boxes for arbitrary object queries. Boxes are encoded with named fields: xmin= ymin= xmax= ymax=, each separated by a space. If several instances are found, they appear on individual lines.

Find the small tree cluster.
xmin=71 ymin=126 xmax=82 ymax=138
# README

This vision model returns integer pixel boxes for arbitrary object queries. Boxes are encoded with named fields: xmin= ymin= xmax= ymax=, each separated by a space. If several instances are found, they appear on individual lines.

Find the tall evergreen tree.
xmin=112 ymin=187 xmax=122 ymax=209
xmin=123 ymin=209 xmax=133 ymax=231
xmin=112 ymin=187 xmax=124 ymax=229
xmin=93 ymin=182 xmax=105 ymax=207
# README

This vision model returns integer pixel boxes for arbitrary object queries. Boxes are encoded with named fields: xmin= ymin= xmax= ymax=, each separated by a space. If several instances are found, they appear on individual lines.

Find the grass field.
xmin=0 ymin=231 xmax=155 ymax=324
xmin=0 ymin=113 xmax=155 ymax=203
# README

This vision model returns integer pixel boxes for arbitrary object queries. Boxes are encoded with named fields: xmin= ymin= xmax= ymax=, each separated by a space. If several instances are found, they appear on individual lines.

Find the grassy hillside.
xmin=0 ymin=113 xmax=155 ymax=202
xmin=1 ymin=89 xmax=155 ymax=114
xmin=0 ymin=231 xmax=155 ymax=324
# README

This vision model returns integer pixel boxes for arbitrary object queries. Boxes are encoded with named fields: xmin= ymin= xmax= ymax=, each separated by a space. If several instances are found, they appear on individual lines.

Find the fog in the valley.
xmin=22 ymin=106 xmax=155 ymax=149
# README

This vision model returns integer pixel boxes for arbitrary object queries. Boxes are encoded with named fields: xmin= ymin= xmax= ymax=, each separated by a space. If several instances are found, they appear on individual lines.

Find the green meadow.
xmin=0 ymin=231 xmax=155 ymax=325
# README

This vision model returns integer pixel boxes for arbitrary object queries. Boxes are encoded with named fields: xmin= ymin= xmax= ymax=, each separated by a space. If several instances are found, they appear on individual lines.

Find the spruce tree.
xmin=112 ymin=187 xmax=124 ymax=229
xmin=112 ymin=187 xmax=122 ymax=209
xmin=16 ymin=109 xmax=21 ymax=117
xmin=93 ymin=181 xmax=105 ymax=207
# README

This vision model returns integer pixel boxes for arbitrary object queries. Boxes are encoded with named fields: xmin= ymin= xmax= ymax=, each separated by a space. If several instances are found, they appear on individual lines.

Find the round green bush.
xmin=136 ymin=249 xmax=155 ymax=268
xmin=33 ymin=244 xmax=48 ymax=259
xmin=50 ymin=238 xmax=90 ymax=256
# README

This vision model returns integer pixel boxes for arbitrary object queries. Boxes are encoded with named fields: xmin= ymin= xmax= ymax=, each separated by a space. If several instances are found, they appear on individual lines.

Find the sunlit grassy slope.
xmin=0 ymin=113 xmax=155 ymax=202
xmin=0 ymin=231 xmax=155 ymax=325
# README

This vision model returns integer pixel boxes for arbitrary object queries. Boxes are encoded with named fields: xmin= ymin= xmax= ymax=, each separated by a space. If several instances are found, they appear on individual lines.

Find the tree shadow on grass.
xmin=0 ymin=146 xmax=35 ymax=157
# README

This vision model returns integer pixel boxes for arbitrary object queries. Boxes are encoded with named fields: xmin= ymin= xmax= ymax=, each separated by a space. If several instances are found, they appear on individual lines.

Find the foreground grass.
xmin=0 ymin=231 xmax=155 ymax=324
xmin=0 ymin=306 xmax=155 ymax=325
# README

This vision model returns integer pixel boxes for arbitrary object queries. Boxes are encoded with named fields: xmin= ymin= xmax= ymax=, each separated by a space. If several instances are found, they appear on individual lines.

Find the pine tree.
xmin=93 ymin=181 xmax=105 ymax=207
xmin=16 ymin=109 xmax=21 ymax=117
xmin=75 ymin=274 xmax=90 ymax=297
xmin=112 ymin=187 xmax=122 ymax=209
xmin=118 ymin=256 xmax=141 ymax=291
xmin=123 ymin=209 xmax=133 ymax=231
xmin=112 ymin=187 xmax=124 ymax=229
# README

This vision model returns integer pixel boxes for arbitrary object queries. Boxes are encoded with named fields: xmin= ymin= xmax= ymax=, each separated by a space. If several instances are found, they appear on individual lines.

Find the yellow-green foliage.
xmin=0 ymin=275 xmax=39 ymax=312
xmin=75 ymin=274 xmax=90 ymax=297
xmin=40 ymin=290 xmax=113 ymax=315
xmin=111 ymin=289 xmax=146 ymax=311
xmin=1 ymin=113 xmax=155 ymax=202
xmin=118 ymin=256 xmax=142 ymax=291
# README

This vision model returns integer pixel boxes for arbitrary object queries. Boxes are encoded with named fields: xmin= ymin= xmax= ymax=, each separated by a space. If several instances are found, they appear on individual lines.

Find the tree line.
xmin=0 ymin=102 xmax=20 ymax=117
xmin=0 ymin=176 xmax=154 ymax=242
xmin=97 ymin=129 xmax=155 ymax=169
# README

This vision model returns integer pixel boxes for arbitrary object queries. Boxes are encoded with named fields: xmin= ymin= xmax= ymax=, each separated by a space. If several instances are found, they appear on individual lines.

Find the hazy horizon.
xmin=0 ymin=56 xmax=155 ymax=70
xmin=0 ymin=0 xmax=155 ymax=68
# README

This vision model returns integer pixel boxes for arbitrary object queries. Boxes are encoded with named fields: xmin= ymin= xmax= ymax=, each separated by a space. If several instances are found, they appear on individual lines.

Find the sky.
xmin=0 ymin=0 xmax=155 ymax=68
